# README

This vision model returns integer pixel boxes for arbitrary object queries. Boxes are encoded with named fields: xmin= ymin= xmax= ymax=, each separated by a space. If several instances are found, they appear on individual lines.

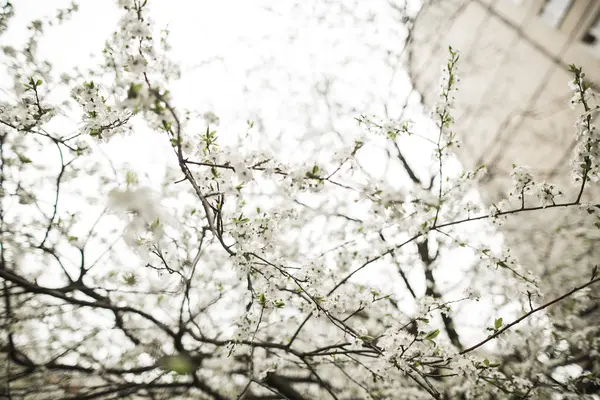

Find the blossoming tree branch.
xmin=0 ymin=1 xmax=599 ymax=399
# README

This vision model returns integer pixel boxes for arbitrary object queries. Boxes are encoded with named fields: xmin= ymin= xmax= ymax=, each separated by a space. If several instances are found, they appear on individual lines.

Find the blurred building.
xmin=407 ymin=0 xmax=600 ymax=297
xmin=409 ymin=0 xmax=600 ymax=189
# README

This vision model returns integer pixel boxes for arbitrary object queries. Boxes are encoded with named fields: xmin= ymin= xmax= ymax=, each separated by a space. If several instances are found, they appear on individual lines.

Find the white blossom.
xmin=535 ymin=181 xmax=562 ymax=207
xmin=232 ymin=161 xmax=252 ymax=184
xmin=108 ymin=186 xmax=174 ymax=247
xmin=509 ymin=165 xmax=534 ymax=196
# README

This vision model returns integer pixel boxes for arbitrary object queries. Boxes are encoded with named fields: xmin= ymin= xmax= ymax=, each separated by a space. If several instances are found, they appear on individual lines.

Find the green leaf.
xmin=125 ymin=170 xmax=138 ymax=186
xmin=148 ymin=217 xmax=161 ymax=231
xmin=258 ymin=293 xmax=267 ymax=307
xmin=16 ymin=152 xmax=32 ymax=163
xmin=359 ymin=335 xmax=375 ymax=343
xmin=123 ymin=273 xmax=137 ymax=286
xmin=482 ymin=358 xmax=500 ymax=367
xmin=494 ymin=317 xmax=503 ymax=330
xmin=127 ymin=82 xmax=143 ymax=99
xmin=424 ymin=329 xmax=440 ymax=340
xmin=160 ymin=355 xmax=197 ymax=375
xmin=568 ymin=64 xmax=579 ymax=73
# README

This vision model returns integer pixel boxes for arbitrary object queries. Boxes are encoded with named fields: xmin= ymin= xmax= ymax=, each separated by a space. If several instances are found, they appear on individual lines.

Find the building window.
xmin=539 ymin=0 xmax=573 ymax=28
xmin=582 ymin=13 xmax=600 ymax=55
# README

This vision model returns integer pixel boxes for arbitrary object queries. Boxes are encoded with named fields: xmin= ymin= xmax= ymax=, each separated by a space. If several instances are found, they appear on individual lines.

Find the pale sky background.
xmin=3 ymin=0 xmax=421 ymax=169
xmin=1 ymin=0 xmax=517 ymax=351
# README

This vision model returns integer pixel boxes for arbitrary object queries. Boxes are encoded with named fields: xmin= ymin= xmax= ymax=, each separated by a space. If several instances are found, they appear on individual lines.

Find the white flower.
xmin=74 ymin=139 xmax=90 ymax=155
xmin=203 ymin=111 xmax=220 ymax=125
xmin=256 ymin=360 xmax=278 ymax=380
xmin=510 ymin=165 xmax=534 ymax=195
xmin=378 ymin=328 xmax=414 ymax=355
xmin=510 ymin=376 xmax=533 ymax=393
xmin=108 ymin=186 xmax=174 ymax=247
xmin=126 ymin=54 xmax=148 ymax=75
xmin=451 ymin=355 xmax=478 ymax=378
xmin=119 ymin=13 xmax=151 ymax=39
xmin=72 ymin=81 xmax=131 ymax=140
xmin=569 ymin=93 xmax=580 ymax=110
xmin=534 ymin=181 xmax=561 ymax=208
xmin=569 ymin=71 xmax=600 ymax=182
xmin=117 ymin=0 xmax=137 ymax=8
xmin=568 ymin=79 xmax=579 ymax=92
xmin=487 ymin=200 xmax=507 ymax=217
xmin=232 ymin=161 xmax=252 ymax=184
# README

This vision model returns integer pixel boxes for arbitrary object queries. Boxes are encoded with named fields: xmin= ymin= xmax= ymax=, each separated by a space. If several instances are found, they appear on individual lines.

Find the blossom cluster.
xmin=107 ymin=184 xmax=175 ymax=250
xmin=2 ymin=2 xmax=599 ymax=399
xmin=569 ymin=65 xmax=600 ymax=183
xmin=508 ymin=165 xmax=562 ymax=208
xmin=71 ymin=81 xmax=132 ymax=140
xmin=0 ymin=78 xmax=55 ymax=131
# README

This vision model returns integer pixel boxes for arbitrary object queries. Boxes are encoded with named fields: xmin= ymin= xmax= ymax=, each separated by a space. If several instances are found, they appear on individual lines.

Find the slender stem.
xmin=460 ymin=276 xmax=600 ymax=355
